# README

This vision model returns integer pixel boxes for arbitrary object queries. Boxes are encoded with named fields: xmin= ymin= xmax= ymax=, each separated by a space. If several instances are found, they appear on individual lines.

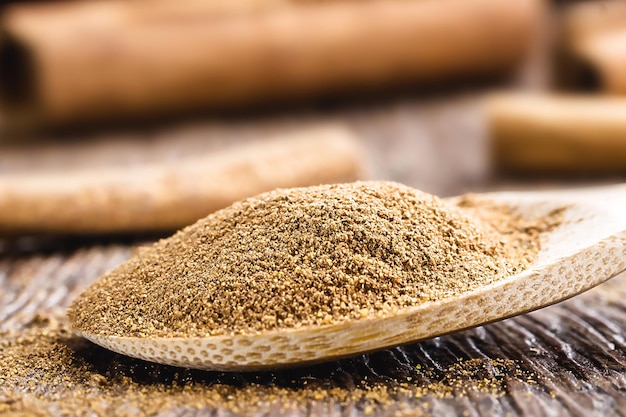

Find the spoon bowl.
xmin=75 ymin=185 xmax=626 ymax=371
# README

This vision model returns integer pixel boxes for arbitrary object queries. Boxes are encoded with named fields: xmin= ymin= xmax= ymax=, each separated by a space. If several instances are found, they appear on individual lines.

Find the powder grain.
xmin=68 ymin=181 xmax=556 ymax=338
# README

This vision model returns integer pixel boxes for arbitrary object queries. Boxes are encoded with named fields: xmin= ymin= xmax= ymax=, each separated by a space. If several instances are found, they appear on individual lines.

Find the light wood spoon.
xmin=75 ymin=185 xmax=626 ymax=371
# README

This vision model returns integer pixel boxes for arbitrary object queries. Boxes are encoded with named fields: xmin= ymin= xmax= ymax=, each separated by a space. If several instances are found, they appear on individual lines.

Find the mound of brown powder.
xmin=68 ymin=181 xmax=557 ymax=338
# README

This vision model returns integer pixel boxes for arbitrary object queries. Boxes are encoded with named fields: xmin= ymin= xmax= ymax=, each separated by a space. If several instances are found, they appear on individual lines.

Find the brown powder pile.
xmin=69 ymin=181 xmax=560 ymax=338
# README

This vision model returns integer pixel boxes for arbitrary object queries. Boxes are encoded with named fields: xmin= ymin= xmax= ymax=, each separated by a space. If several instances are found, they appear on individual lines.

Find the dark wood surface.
xmin=1 ymin=240 xmax=625 ymax=416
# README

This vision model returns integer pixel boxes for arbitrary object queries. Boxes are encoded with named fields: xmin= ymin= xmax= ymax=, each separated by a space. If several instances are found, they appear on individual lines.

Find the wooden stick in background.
xmin=558 ymin=0 xmax=626 ymax=94
xmin=0 ymin=125 xmax=362 ymax=235
xmin=0 ymin=0 xmax=542 ymax=129
xmin=489 ymin=94 xmax=626 ymax=175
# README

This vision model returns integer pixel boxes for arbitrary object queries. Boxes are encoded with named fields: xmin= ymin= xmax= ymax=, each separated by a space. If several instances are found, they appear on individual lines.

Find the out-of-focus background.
xmin=1 ymin=0 xmax=626 ymax=244
xmin=3 ymin=2 xmax=626 ymax=416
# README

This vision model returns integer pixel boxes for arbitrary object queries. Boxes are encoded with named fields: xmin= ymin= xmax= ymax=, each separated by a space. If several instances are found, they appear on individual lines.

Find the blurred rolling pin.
xmin=0 ymin=125 xmax=362 ymax=235
xmin=0 ymin=0 xmax=541 ymax=129
xmin=557 ymin=0 xmax=626 ymax=94
xmin=489 ymin=94 xmax=626 ymax=175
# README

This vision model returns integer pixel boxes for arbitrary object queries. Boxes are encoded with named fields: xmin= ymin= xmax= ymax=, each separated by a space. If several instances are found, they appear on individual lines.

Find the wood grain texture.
xmin=1 ymin=242 xmax=625 ymax=416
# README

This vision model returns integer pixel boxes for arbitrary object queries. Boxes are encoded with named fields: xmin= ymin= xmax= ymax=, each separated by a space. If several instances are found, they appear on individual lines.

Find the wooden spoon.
xmin=74 ymin=185 xmax=626 ymax=371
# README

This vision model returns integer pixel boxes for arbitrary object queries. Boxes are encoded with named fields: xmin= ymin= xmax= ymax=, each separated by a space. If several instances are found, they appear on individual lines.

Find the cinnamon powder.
xmin=68 ymin=181 xmax=562 ymax=338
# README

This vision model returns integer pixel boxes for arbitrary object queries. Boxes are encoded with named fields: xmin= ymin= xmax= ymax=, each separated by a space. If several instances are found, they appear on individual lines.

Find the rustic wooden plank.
xmin=1 ymin=240 xmax=625 ymax=416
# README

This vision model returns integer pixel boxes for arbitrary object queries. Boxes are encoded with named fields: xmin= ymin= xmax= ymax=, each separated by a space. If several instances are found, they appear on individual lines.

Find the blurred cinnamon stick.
xmin=0 ymin=125 xmax=362 ymax=235
xmin=558 ymin=0 xmax=626 ymax=94
xmin=489 ymin=94 xmax=626 ymax=175
xmin=0 ymin=0 xmax=541 ymax=129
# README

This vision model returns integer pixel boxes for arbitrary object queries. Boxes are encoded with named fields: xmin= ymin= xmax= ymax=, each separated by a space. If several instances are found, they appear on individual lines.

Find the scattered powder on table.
xmin=68 ymin=181 xmax=562 ymax=338
xmin=0 ymin=314 xmax=539 ymax=417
